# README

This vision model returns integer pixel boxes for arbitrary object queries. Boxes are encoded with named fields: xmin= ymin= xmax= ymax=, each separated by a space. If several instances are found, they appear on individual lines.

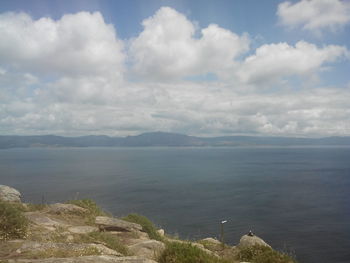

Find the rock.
xmin=198 ymin=237 xmax=222 ymax=252
xmin=0 ymin=185 xmax=21 ymax=202
xmin=48 ymin=203 xmax=88 ymax=214
xmin=200 ymin=237 xmax=221 ymax=245
xmin=157 ymin=229 xmax=164 ymax=237
xmin=238 ymin=234 xmax=271 ymax=248
xmin=96 ymin=216 xmax=142 ymax=232
xmin=16 ymin=241 xmax=122 ymax=256
xmin=68 ymin=226 xmax=98 ymax=234
xmin=8 ymin=255 xmax=157 ymax=263
xmin=24 ymin=212 xmax=69 ymax=227
xmin=166 ymin=239 xmax=219 ymax=258
xmin=128 ymin=240 xmax=165 ymax=260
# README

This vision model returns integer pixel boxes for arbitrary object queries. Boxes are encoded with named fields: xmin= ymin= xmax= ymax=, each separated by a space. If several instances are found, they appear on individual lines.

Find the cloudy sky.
xmin=0 ymin=0 xmax=349 ymax=137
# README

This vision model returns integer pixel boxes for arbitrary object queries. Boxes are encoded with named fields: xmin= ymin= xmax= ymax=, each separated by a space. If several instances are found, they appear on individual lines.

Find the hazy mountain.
xmin=0 ymin=132 xmax=350 ymax=149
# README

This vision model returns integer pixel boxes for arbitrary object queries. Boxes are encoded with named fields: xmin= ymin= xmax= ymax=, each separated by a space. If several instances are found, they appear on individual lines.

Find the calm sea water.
xmin=1 ymin=147 xmax=350 ymax=263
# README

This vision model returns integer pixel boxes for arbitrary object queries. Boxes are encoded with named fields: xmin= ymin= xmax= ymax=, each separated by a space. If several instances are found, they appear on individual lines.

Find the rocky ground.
xmin=0 ymin=185 xmax=288 ymax=263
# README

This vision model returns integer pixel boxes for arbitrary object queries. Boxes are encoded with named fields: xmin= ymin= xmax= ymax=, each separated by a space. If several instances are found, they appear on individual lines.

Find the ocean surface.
xmin=1 ymin=146 xmax=349 ymax=263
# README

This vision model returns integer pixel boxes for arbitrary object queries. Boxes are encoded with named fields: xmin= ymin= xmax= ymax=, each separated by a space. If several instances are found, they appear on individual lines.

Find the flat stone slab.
xmin=0 ymin=185 xmax=21 ymax=202
xmin=128 ymin=240 xmax=165 ymax=260
xmin=16 ymin=241 xmax=122 ymax=256
xmin=48 ymin=203 xmax=88 ymax=215
xmin=96 ymin=216 xmax=142 ymax=232
xmin=24 ymin=212 xmax=69 ymax=227
xmin=8 ymin=255 xmax=157 ymax=263
xmin=68 ymin=226 xmax=99 ymax=234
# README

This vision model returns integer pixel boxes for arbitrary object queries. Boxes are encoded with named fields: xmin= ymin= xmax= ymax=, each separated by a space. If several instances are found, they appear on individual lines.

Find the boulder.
xmin=24 ymin=212 xmax=69 ymax=228
xmin=7 ymin=255 xmax=157 ymax=263
xmin=238 ymin=234 xmax=271 ymax=248
xmin=128 ymin=240 xmax=165 ymax=260
xmin=0 ymin=185 xmax=21 ymax=202
xmin=48 ymin=203 xmax=88 ymax=214
xmin=68 ymin=226 xmax=99 ymax=234
xmin=96 ymin=216 xmax=142 ymax=232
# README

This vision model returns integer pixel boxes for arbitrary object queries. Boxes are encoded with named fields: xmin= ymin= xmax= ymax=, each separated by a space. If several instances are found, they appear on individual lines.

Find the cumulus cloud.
xmin=0 ymin=11 xmax=125 ymax=104
xmin=237 ymin=41 xmax=348 ymax=84
xmin=0 ymin=7 xmax=350 ymax=137
xmin=0 ymin=11 xmax=124 ymax=76
xmin=277 ymin=0 xmax=350 ymax=33
xmin=130 ymin=7 xmax=249 ymax=81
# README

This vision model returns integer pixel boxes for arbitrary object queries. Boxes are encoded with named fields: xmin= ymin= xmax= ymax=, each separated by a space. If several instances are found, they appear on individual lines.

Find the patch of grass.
xmin=123 ymin=213 xmax=163 ymax=241
xmin=159 ymin=242 xmax=229 ymax=263
xmin=26 ymin=203 xmax=47 ymax=212
xmin=74 ymin=231 xmax=129 ymax=256
xmin=66 ymin=199 xmax=106 ymax=224
xmin=197 ymin=239 xmax=223 ymax=252
xmin=0 ymin=201 xmax=28 ymax=240
xmin=237 ymin=245 xmax=297 ymax=263
xmin=26 ymin=247 xmax=100 ymax=259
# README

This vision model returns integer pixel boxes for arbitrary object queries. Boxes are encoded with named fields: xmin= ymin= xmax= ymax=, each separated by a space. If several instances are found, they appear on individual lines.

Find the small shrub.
xmin=26 ymin=203 xmax=47 ymax=212
xmin=88 ymin=231 xmax=129 ymax=255
xmin=159 ymin=242 xmax=229 ymax=263
xmin=0 ymin=201 xmax=28 ymax=240
xmin=123 ymin=213 xmax=163 ymax=241
xmin=237 ymin=245 xmax=297 ymax=263
xmin=66 ymin=199 xmax=106 ymax=224
xmin=66 ymin=199 xmax=105 ymax=216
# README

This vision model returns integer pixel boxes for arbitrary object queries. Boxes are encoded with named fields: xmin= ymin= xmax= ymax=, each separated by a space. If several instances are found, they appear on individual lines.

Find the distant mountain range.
xmin=1 ymin=132 xmax=350 ymax=149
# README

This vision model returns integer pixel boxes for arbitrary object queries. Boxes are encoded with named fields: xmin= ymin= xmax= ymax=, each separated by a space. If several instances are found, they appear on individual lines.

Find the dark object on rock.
xmin=96 ymin=216 xmax=143 ymax=232
xmin=248 ymin=230 xmax=254 ymax=236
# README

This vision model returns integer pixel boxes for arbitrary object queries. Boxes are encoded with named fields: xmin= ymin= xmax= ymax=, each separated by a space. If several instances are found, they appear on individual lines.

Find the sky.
xmin=0 ymin=0 xmax=349 ymax=137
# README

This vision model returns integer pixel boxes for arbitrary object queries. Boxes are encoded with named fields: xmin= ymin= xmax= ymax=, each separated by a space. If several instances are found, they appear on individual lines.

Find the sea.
xmin=0 ymin=146 xmax=349 ymax=263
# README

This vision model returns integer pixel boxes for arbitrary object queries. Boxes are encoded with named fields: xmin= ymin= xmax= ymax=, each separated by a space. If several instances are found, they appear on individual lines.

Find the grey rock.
xmin=238 ymin=234 xmax=271 ymax=248
xmin=16 ymin=241 xmax=122 ymax=256
xmin=128 ymin=240 xmax=165 ymax=260
xmin=0 ymin=185 xmax=21 ymax=202
xmin=48 ymin=203 xmax=88 ymax=214
xmin=24 ymin=212 xmax=69 ymax=227
xmin=68 ymin=226 xmax=99 ymax=234
xmin=8 ymin=255 xmax=157 ymax=263
xmin=96 ymin=216 xmax=142 ymax=232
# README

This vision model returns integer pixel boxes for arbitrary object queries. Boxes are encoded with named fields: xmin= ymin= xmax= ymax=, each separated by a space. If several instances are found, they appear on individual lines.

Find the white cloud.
xmin=0 ymin=8 xmax=349 ymax=137
xmin=0 ymin=12 xmax=124 ymax=76
xmin=0 ymin=11 xmax=125 ymax=104
xmin=277 ymin=0 xmax=350 ymax=33
xmin=237 ymin=41 xmax=348 ymax=84
xmin=130 ymin=7 xmax=249 ymax=81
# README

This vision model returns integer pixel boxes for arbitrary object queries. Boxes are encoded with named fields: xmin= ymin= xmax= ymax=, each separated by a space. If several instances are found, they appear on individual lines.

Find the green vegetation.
xmin=66 ymin=199 xmax=106 ymax=224
xmin=123 ymin=213 xmax=163 ymax=241
xmin=159 ymin=242 xmax=229 ymax=263
xmin=0 ymin=201 xmax=28 ymax=240
xmin=26 ymin=203 xmax=47 ymax=212
xmin=237 ymin=245 xmax=297 ymax=263
xmin=75 ymin=231 xmax=129 ymax=255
